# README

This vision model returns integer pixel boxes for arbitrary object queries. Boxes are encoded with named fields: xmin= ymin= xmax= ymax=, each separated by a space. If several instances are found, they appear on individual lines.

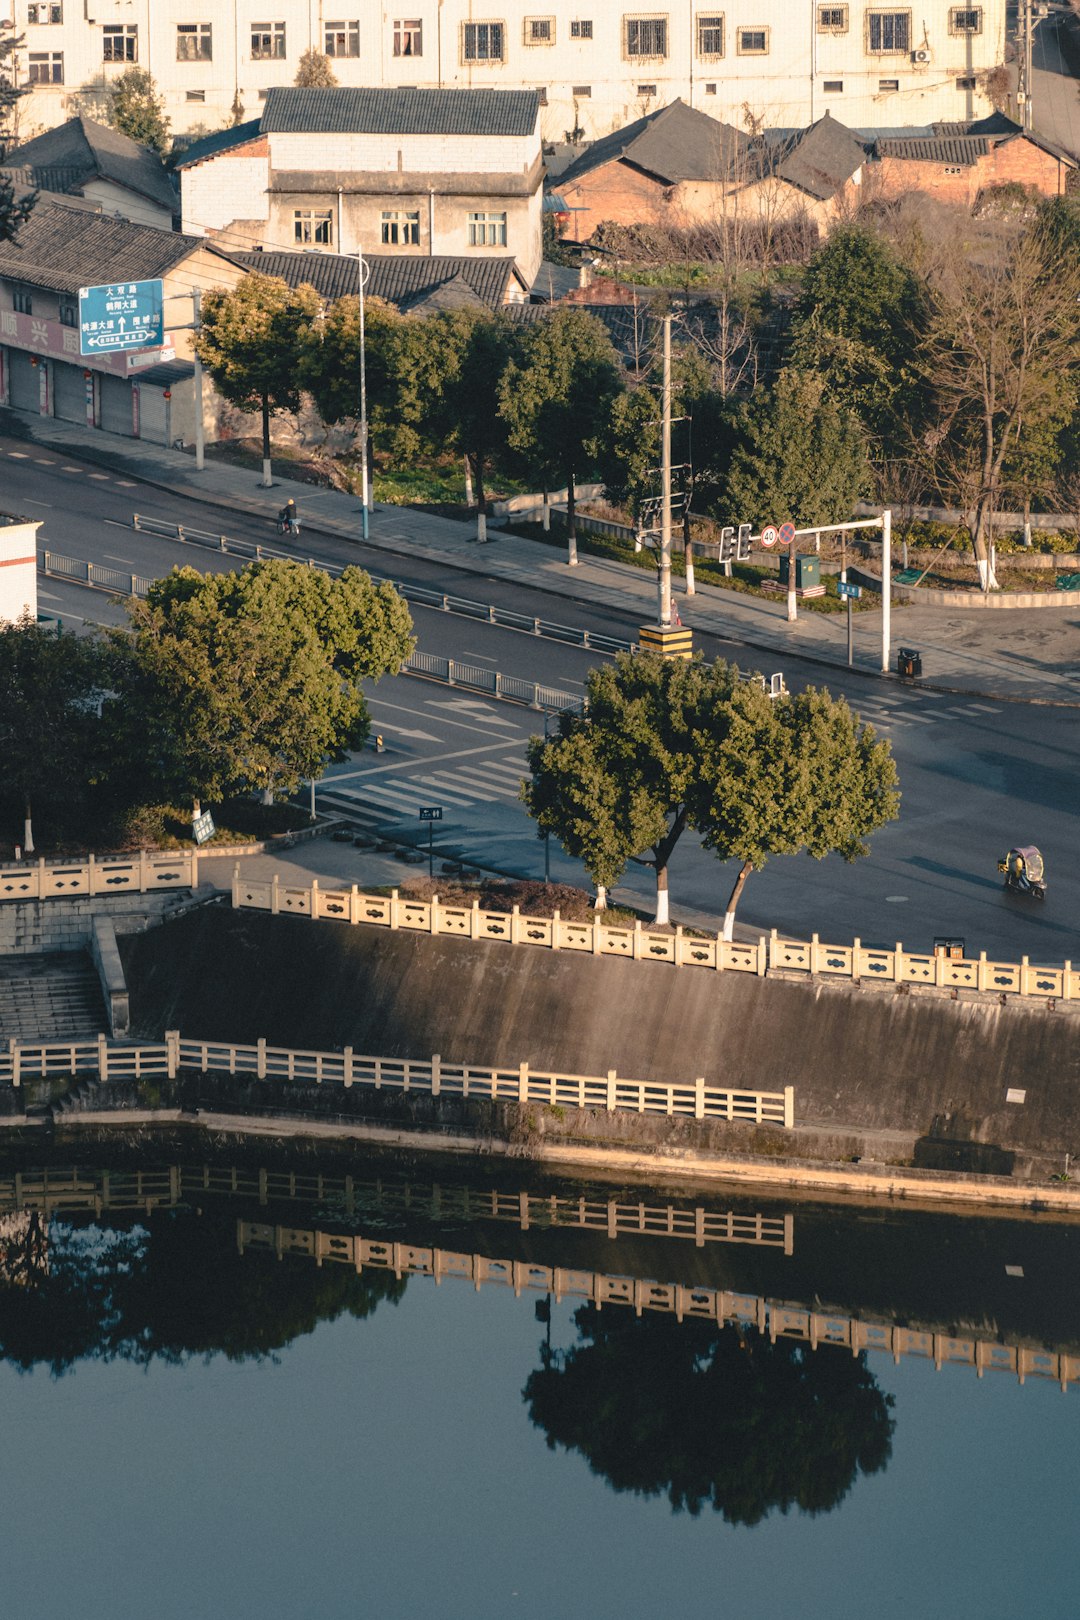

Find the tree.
xmin=522 ymin=654 xmax=736 ymax=923
xmin=295 ymin=49 xmax=337 ymax=87
xmin=522 ymin=653 xmax=899 ymax=933
xmin=111 ymin=559 xmax=413 ymax=809
xmin=0 ymin=26 xmax=35 ymax=242
xmin=298 ymin=294 xmax=437 ymax=467
xmin=788 ymin=226 xmax=928 ymax=444
xmin=105 ymin=68 xmax=170 ymax=156
xmin=689 ymin=681 xmax=900 ymax=939
xmin=721 ymin=369 xmax=868 ymax=531
xmin=195 ymin=273 xmax=321 ymax=487
xmin=524 ymin=1306 xmax=895 ymax=1524
xmin=917 ymin=223 xmax=1080 ymax=588
xmin=499 ymin=307 xmax=624 ymax=564
xmin=596 ymin=385 xmax=659 ymax=524
xmin=0 ymin=617 xmax=105 ymax=854
xmin=420 ymin=310 xmax=519 ymax=510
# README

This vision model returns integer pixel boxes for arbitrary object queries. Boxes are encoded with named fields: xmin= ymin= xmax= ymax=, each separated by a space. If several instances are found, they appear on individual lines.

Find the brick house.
xmin=870 ymin=114 xmax=1075 ymax=204
xmin=178 ymin=86 xmax=544 ymax=285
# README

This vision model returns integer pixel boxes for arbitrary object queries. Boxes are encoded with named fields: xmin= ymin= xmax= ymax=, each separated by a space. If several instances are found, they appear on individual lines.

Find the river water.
xmin=0 ymin=1144 xmax=1076 ymax=1620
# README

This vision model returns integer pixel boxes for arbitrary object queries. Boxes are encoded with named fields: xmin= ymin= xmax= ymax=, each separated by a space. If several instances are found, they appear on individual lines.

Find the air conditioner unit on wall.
xmin=913 ymin=47 xmax=932 ymax=64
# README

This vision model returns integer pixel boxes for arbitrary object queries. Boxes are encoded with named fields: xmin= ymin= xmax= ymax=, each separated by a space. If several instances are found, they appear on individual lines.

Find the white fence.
xmin=0 ymin=850 xmax=197 ymax=902
xmin=232 ymin=876 xmax=1080 ymax=1005
xmin=0 ymin=1031 xmax=794 ymax=1126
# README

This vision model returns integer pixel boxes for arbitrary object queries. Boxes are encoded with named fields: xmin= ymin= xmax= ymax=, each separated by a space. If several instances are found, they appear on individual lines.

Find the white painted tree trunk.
xmin=595 ymin=884 xmax=607 ymax=911
xmin=23 ymin=811 xmax=34 ymax=857
xmin=261 ymin=788 xmax=274 ymax=806
xmin=261 ymin=457 xmax=273 ymax=488
xmin=976 ymin=555 xmax=999 ymax=591
xmin=722 ymin=909 xmax=736 ymax=942
xmin=654 ymin=885 xmax=669 ymax=927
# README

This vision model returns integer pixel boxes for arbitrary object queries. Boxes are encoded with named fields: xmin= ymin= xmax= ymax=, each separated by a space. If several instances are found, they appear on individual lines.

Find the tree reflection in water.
xmin=0 ymin=1210 xmax=407 ymax=1376
xmin=524 ymin=1305 xmax=895 ymax=1524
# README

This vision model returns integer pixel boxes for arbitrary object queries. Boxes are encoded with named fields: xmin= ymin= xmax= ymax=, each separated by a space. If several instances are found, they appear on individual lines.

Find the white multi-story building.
xmin=6 ymin=3 xmax=1008 ymax=149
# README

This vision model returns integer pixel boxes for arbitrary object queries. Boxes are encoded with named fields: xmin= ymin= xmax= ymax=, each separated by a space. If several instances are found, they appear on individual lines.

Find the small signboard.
xmin=418 ymin=806 xmax=443 ymax=822
xmin=760 ymin=524 xmax=779 ymax=548
xmin=79 ymin=278 xmax=164 ymax=356
xmin=778 ymin=522 xmax=796 ymax=546
xmin=837 ymin=580 xmax=862 ymax=600
xmin=192 ymin=809 xmax=215 ymax=845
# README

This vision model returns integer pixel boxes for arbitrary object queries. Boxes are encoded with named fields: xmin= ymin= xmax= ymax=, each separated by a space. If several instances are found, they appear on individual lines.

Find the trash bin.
xmin=898 ymin=647 xmax=922 ymax=678
xmin=779 ymin=555 xmax=821 ymax=590
xmin=933 ymin=937 xmax=966 ymax=961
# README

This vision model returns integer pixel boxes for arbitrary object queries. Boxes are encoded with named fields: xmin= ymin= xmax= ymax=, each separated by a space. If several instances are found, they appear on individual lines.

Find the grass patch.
xmin=24 ymin=797 xmax=313 ymax=862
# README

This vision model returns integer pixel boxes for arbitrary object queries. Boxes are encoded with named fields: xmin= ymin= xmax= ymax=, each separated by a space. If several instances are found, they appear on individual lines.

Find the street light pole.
xmin=881 ymin=506 xmax=892 ymax=674
xmin=659 ymin=312 xmax=672 ymax=630
xmin=357 ymin=246 xmax=370 ymax=543
xmin=192 ymin=286 xmax=204 ymax=473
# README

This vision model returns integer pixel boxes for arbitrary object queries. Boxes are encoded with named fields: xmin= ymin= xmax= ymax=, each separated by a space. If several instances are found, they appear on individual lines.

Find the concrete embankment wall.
xmin=119 ymin=909 xmax=1080 ymax=1165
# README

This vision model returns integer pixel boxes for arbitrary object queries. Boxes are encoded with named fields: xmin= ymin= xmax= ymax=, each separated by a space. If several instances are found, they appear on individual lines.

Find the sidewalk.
xmin=9 ymin=409 xmax=1080 ymax=705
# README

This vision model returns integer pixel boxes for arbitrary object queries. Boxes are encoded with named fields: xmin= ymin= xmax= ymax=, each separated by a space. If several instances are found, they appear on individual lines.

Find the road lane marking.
xmin=88 ymin=473 xmax=110 ymax=480
xmin=21 ymin=498 xmax=51 ymax=507
xmin=323 ymin=739 xmax=525 ymax=784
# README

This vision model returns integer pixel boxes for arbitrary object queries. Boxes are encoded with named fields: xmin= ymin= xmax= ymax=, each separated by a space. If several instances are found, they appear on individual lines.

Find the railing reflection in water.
xmin=238 ymin=1217 xmax=1080 ymax=1395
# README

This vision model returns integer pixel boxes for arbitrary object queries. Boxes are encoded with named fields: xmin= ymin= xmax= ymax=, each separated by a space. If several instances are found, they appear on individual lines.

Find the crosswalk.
xmin=320 ymin=750 xmax=528 ymax=828
xmin=846 ymin=694 xmax=1004 ymax=731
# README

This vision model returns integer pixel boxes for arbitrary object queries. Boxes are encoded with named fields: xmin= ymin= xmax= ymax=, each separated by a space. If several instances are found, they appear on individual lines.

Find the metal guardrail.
xmin=126 ymin=515 xmax=786 ymax=693
xmin=0 ymin=1032 xmax=793 ymax=1126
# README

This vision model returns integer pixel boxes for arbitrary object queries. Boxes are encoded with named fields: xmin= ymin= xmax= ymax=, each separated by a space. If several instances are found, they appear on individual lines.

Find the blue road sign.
xmin=418 ymin=807 xmax=443 ymax=821
xmin=79 ymin=278 xmax=164 ymax=356
xmin=838 ymin=580 xmax=862 ymax=600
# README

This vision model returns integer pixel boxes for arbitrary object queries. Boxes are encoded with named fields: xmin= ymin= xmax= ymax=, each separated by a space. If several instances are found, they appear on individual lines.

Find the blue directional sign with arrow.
xmin=79 ymin=278 xmax=164 ymax=356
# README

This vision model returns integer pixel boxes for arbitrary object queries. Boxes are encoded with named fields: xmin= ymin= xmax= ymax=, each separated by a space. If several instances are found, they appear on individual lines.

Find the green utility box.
xmin=778 ymin=555 xmax=820 ymax=590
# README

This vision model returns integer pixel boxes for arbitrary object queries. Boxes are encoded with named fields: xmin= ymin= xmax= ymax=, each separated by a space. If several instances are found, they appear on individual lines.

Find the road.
xmin=6 ymin=432 xmax=1079 ymax=963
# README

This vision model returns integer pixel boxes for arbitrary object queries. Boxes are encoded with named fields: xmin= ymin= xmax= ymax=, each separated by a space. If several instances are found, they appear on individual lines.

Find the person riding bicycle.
xmin=279 ymin=498 xmax=299 ymax=536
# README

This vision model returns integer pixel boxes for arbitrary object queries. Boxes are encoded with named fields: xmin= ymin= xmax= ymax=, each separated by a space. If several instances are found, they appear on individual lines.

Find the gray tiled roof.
xmin=260 ymin=87 xmax=540 ymax=138
xmin=558 ymin=100 xmax=748 ymax=187
xmin=174 ymin=119 xmax=263 ymax=171
xmin=229 ymin=249 xmax=521 ymax=310
xmin=875 ymin=135 xmax=990 ymax=165
xmin=0 ymin=117 xmax=176 ymax=211
xmin=769 ymin=113 xmax=866 ymax=200
xmin=0 ymin=195 xmax=208 ymax=294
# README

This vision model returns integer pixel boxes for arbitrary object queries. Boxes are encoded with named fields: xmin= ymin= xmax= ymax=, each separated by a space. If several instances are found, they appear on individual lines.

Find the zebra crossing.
xmin=845 ymin=693 xmax=1004 ymax=731
xmin=319 ymin=750 xmax=528 ymax=827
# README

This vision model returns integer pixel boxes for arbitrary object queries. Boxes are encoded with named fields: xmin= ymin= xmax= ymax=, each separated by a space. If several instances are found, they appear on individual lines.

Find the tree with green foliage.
xmin=523 ymin=652 xmax=899 ymax=932
xmin=0 ymin=616 xmax=105 ymax=855
xmin=523 ymin=654 xmax=736 ymax=924
xmin=595 ymin=385 xmax=659 ymax=524
xmin=419 ymin=309 xmax=519 ymax=510
xmin=0 ymin=27 xmax=35 ymax=242
xmin=788 ymin=226 xmax=928 ymax=443
xmin=105 ymin=68 xmax=171 ymax=156
xmin=112 ymin=559 xmax=413 ymax=809
xmin=295 ymin=49 xmax=337 ymax=86
xmin=721 ymin=369 xmax=868 ymax=531
xmin=524 ymin=1306 xmax=895 ymax=1524
xmin=195 ymin=273 xmax=321 ymax=487
xmin=689 ymin=681 xmax=900 ymax=939
xmin=499 ymin=307 xmax=624 ymax=564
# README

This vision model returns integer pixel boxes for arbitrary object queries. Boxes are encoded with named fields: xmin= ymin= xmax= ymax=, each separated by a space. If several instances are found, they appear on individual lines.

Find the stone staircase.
xmin=0 ymin=952 xmax=107 ymax=1044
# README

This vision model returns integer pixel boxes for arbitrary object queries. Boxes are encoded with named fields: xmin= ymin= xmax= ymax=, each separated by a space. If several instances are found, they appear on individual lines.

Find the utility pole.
xmin=1017 ymin=0 xmax=1034 ymax=132
xmin=192 ymin=286 xmax=204 ymax=472
xmin=357 ymin=246 xmax=371 ymax=543
xmin=638 ymin=313 xmax=691 ymax=659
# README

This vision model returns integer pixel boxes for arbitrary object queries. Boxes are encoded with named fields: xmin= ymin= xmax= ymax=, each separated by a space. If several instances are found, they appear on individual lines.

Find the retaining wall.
xmin=0 ymin=890 xmax=207 ymax=956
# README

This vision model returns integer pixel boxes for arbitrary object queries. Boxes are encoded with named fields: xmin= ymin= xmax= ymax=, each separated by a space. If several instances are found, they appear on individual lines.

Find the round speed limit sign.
xmin=760 ymin=524 xmax=779 ymax=548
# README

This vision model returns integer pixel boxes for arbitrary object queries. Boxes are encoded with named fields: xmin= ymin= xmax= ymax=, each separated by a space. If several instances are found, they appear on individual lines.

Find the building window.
xmin=572 ymin=84 xmax=591 ymax=96
xmin=13 ymin=287 xmax=33 ymax=314
xmin=59 ymin=298 xmax=77 ymax=327
xmin=867 ymin=11 xmax=910 ymax=52
xmin=625 ymin=16 xmax=668 ymax=59
xmin=325 ymin=21 xmax=360 ymax=56
xmin=462 ymin=21 xmax=505 ymax=62
xmin=27 ymin=2 xmax=62 ymax=23
xmin=468 ymin=210 xmax=507 ymax=247
xmin=955 ymin=73 xmax=976 ymax=88
xmin=524 ymin=16 xmax=554 ymax=44
xmin=393 ymin=18 xmax=422 ymax=55
xmin=570 ymin=19 xmax=593 ymax=38
xmin=177 ymin=23 xmax=212 ymax=60
xmin=697 ymin=14 xmax=724 ymax=57
xmin=704 ymin=81 xmax=717 ymax=93
xmin=27 ymin=51 xmax=63 ymax=82
xmin=535 ymin=84 xmax=548 ymax=104
xmin=294 ymin=209 xmax=333 ymax=246
xmin=737 ymin=26 xmax=768 ymax=53
xmin=878 ymin=77 xmax=899 ymax=91
xmin=637 ymin=82 xmax=657 ymax=94
xmin=186 ymin=89 xmax=206 ymax=102
xmin=823 ymin=79 xmax=843 ymax=91
xmin=250 ymin=22 xmax=286 ymax=59
xmin=817 ymin=4 xmax=848 ymax=30
xmin=103 ymin=25 xmax=138 ymax=63
xmin=380 ymin=209 xmax=420 ymax=246
xmin=949 ymin=6 xmax=981 ymax=31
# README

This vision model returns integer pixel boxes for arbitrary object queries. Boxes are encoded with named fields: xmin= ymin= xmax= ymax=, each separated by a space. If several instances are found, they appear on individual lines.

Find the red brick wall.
xmin=560 ymin=159 xmax=669 ymax=242
xmin=872 ymin=137 xmax=1068 ymax=207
